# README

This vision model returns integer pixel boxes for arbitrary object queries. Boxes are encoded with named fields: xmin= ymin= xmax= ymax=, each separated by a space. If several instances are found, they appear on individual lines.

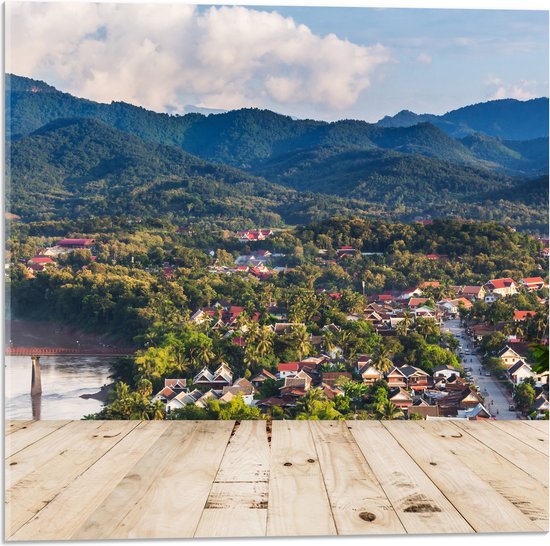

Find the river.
xmin=5 ymin=355 xmax=114 ymax=420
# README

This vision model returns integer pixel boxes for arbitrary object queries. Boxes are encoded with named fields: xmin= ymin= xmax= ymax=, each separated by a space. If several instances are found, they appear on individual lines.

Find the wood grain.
xmin=73 ymin=420 xmax=233 ymax=539
xmin=487 ymin=420 xmax=549 ymax=456
xmin=453 ymin=420 xmax=549 ymax=483
xmin=267 ymin=420 xmax=336 ymax=536
xmin=6 ymin=420 xmax=139 ymax=537
xmin=417 ymin=420 xmax=548 ymax=532
xmin=5 ymin=421 xmax=35 ymax=436
xmin=4 ymin=419 xmax=548 ymax=540
xmin=310 ymin=421 xmax=405 ymax=535
xmin=10 ymin=421 xmax=170 ymax=541
xmin=195 ymin=420 xmax=269 ymax=537
xmin=349 ymin=420 xmax=473 ymax=534
xmin=383 ymin=421 xmax=542 ymax=533
xmin=5 ymin=420 xmax=69 ymax=459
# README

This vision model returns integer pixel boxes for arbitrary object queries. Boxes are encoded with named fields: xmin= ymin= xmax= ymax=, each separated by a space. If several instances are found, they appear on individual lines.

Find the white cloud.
xmin=416 ymin=53 xmax=432 ymax=64
xmin=6 ymin=2 xmax=392 ymax=113
xmin=485 ymin=75 xmax=540 ymax=100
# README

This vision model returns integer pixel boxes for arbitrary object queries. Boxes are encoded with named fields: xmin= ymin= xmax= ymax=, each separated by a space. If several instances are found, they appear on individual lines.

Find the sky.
xmin=5 ymin=1 xmax=549 ymax=122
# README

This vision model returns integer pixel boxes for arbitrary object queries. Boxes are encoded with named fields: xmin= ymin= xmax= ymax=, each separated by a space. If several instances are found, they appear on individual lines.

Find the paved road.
xmin=443 ymin=318 xmax=518 ymax=420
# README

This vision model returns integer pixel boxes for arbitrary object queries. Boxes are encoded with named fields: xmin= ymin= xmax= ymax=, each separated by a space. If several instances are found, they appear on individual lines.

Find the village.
xmin=7 ymin=222 xmax=549 ymax=422
xmin=150 ymin=274 xmax=549 ymax=421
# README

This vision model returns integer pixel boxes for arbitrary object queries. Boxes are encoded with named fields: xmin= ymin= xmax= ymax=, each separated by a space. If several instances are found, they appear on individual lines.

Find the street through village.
xmin=444 ymin=318 xmax=518 ymax=420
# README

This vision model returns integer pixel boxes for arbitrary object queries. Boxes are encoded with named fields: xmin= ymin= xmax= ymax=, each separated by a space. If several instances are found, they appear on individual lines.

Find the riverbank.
xmin=6 ymin=319 xmax=130 ymax=350
xmin=80 ymin=383 xmax=113 ymax=403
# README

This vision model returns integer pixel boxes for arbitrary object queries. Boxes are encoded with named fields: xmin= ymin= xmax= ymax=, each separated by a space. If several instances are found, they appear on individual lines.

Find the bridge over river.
xmin=5 ymin=346 xmax=136 ymax=396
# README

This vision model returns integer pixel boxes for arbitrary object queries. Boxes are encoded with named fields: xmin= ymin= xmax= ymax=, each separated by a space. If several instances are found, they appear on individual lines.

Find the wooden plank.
xmin=5 ymin=420 xmax=123 ymax=488
xmin=10 ymin=421 xmax=170 ymax=541
xmin=454 ymin=420 xmax=549 ymax=483
xmin=383 ymin=421 xmax=542 ymax=533
xmin=309 ymin=421 xmax=405 ymax=535
xmin=523 ymin=420 xmax=550 ymax=435
xmin=488 ymin=420 xmax=549 ymax=456
xmin=417 ymin=420 xmax=548 ymax=532
xmin=73 ymin=420 xmax=233 ymax=539
xmin=5 ymin=420 xmax=70 ymax=459
xmin=267 ymin=420 xmax=336 ymax=536
xmin=195 ymin=420 xmax=269 ymax=538
xmin=348 ymin=421 xmax=473 ymax=534
xmin=5 ymin=420 xmax=140 ymax=537
xmin=4 ymin=421 xmax=35 ymax=436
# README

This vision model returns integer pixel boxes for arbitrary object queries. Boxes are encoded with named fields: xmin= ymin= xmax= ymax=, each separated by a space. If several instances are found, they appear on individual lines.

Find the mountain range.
xmin=5 ymin=74 xmax=549 ymax=231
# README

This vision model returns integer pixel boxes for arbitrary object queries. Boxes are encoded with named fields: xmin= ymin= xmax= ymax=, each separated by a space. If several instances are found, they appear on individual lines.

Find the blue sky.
xmin=6 ymin=2 xmax=549 ymax=122
xmin=246 ymin=6 xmax=549 ymax=119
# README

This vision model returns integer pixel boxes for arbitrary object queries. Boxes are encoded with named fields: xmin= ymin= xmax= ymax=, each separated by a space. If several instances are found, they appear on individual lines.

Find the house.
xmin=483 ymin=278 xmax=517 ymax=298
xmin=457 ymin=403 xmax=492 ymax=420
xmin=519 ymin=277 xmax=546 ymax=291
xmin=152 ymin=386 xmax=178 ymax=404
xmin=386 ymin=366 xmax=407 ymax=388
xmin=358 ymin=364 xmax=383 ymax=384
xmin=399 ymin=365 xmax=431 ymax=392
xmin=413 ymin=306 xmax=436 ymax=319
xmin=432 ymin=365 xmax=462 ymax=381
xmin=271 ymin=323 xmax=300 ymax=335
xmin=236 ymin=229 xmax=273 ymax=242
xmin=532 ymin=394 xmax=549 ymax=417
xmin=437 ymin=388 xmax=484 ymax=417
xmin=408 ymin=297 xmax=428 ymax=309
xmin=190 ymin=308 xmax=217 ymax=324
xmin=408 ymin=398 xmax=439 ymax=418
xmin=27 ymin=256 xmax=55 ymax=272
xmin=221 ymin=378 xmax=255 ymax=405
xmin=513 ymin=310 xmax=536 ymax=322
xmin=425 ymin=254 xmax=448 ymax=261
xmin=163 ymin=379 xmax=187 ymax=392
xmin=460 ymin=285 xmax=486 ymax=301
xmin=496 ymin=346 xmax=523 ymax=368
xmin=400 ymin=287 xmax=422 ymax=299
xmin=56 ymin=238 xmax=95 ymax=249
xmin=388 ymin=387 xmax=413 ymax=410
xmin=279 ymin=376 xmax=310 ymax=398
xmin=251 ymin=369 xmax=277 ymax=388
xmin=321 ymin=371 xmax=352 ymax=388
xmin=277 ymin=362 xmax=300 ymax=379
xmin=336 ymin=246 xmax=357 ymax=257
xmin=193 ymin=362 xmax=233 ymax=390
xmin=166 ymin=390 xmax=203 ymax=412
xmin=194 ymin=389 xmax=220 ymax=408
xmin=507 ymin=360 xmax=535 ymax=385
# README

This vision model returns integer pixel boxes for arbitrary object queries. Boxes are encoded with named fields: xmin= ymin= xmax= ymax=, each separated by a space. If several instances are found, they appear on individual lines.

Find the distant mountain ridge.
xmin=377 ymin=97 xmax=549 ymax=140
xmin=5 ymin=74 xmax=549 ymax=232
xmin=7 ymin=74 xmax=548 ymax=175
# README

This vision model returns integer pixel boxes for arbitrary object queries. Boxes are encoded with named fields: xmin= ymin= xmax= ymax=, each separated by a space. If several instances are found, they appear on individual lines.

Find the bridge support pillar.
xmin=31 ymin=355 xmax=42 ymax=396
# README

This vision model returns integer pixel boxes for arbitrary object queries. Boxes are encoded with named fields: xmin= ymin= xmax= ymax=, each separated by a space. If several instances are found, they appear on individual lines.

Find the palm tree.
xmin=514 ymin=323 xmax=525 ymax=339
xmin=371 ymin=345 xmax=393 ymax=374
xmin=286 ymin=324 xmax=312 ymax=360
xmin=415 ymin=317 xmax=438 ymax=340
xmin=150 ymin=399 xmax=166 ymax=420
xmin=401 ymin=310 xmax=414 ymax=335
xmin=375 ymin=400 xmax=404 ymax=420
xmin=296 ymin=387 xmax=326 ymax=415
xmin=255 ymin=325 xmax=274 ymax=359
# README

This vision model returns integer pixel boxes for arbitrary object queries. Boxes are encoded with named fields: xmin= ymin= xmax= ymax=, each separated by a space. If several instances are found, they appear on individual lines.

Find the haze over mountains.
xmin=5 ymin=74 xmax=549 ymax=232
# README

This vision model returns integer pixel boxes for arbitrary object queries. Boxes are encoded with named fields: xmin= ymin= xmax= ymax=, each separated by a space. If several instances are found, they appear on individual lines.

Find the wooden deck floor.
xmin=4 ymin=419 xmax=549 ymax=540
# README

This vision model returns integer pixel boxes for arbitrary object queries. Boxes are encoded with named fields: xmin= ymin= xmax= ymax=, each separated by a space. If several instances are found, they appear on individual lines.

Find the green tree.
xmin=513 ymin=382 xmax=536 ymax=413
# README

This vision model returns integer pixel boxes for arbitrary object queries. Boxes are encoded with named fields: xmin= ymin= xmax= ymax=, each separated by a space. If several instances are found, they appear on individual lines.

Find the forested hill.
xmin=5 ymin=74 xmax=549 ymax=233
xmin=377 ymin=97 xmax=549 ymax=140
xmin=7 ymin=74 xmax=549 ymax=176
xmin=6 ymin=117 xmax=405 ymax=226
